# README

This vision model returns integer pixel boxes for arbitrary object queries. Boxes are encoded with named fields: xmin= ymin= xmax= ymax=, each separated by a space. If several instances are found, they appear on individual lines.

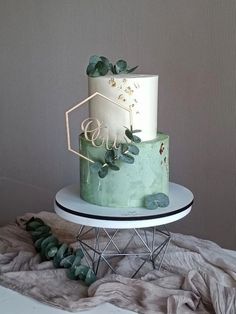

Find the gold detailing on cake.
xmin=109 ymin=78 xmax=116 ymax=87
xmin=124 ymin=86 xmax=134 ymax=95
xmin=65 ymin=92 xmax=134 ymax=162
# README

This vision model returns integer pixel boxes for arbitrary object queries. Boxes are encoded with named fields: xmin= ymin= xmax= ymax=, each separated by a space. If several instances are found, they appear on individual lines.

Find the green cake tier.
xmin=79 ymin=133 xmax=169 ymax=208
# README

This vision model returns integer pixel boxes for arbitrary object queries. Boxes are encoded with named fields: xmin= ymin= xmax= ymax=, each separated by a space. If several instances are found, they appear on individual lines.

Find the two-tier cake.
xmin=77 ymin=58 xmax=169 ymax=209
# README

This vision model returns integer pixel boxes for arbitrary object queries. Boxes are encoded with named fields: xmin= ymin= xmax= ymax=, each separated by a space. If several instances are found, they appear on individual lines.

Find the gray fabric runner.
xmin=0 ymin=211 xmax=235 ymax=313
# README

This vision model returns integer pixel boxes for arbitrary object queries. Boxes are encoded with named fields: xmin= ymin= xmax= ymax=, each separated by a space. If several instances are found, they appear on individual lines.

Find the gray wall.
xmin=0 ymin=0 xmax=235 ymax=249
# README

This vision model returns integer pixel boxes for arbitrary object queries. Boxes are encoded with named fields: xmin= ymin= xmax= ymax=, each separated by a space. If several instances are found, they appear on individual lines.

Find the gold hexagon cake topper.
xmin=65 ymin=92 xmax=134 ymax=163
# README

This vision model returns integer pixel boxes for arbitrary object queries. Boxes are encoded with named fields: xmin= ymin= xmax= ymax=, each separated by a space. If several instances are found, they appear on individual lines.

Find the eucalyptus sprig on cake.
xmin=86 ymin=55 xmax=138 ymax=77
xmin=90 ymin=127 xmax=141 ymax=178
xmin=25 ymin=217 xmax=96 ymax=286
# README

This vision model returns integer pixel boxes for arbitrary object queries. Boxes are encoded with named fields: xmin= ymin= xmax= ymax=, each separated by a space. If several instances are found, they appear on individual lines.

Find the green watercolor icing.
xmin=79 ymin=133 xmax=169 ymax=208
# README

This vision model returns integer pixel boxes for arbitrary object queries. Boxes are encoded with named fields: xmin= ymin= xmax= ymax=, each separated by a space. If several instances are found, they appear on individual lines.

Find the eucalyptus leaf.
xmin=128 ymin=144 xmax=139 ymax=155
xmin=90 ymin=69 xmax=101 ymax=77
xmin=96 ymin=60 xmax=109 ymax=76
xmin=35 ymin=236 xmax=46 ymax=251
xmin=66 ymin=268 xmax=79 ymax=280
xmin=47 ymin=246 xmax=58 ymax=258
xmin=89 ymin=55 xmax=101 ymax=64
xmin=60 ymin=255 xmax=76 ymax=268
xmin=111 ymin=64 xmax=117 ymax=74
xmin=40 ymin=235 xmax=57 ymax=251
xmin=108 ymin=162 xmax=120 ymax=171
xmin=85 ymin=268 xmax=96 ymax=286
xmin=125 ymin=129 xmax=134 ymax=141
xmin=45 ymin=242 xmax=58 ymax=259
xmin=86 ymin=63 xmax=96 ymax=76
xmin=131 ymin=129 xmax=142 ymax=133
xmin=90 ymin=161 xmax=103 ymax=173
xmin=74 ymin=264 xmax=90 ymax=280
xmin=121 ymin=143 xmax=129 ymax=154
xmin=75 ymin=248 xmax=84 ymax=258
xmin=126 ymin=65 xmax=139 ymax=73
xmin=108 ymin=63 xmax=113 ymax=71
xmin=144 ymin=195 xmax=158 ymax=210
xmin=144 ymin=193 xmax=169 ymax=209
xmin=132 ymin=134 xmax=141 ymax=143
xmin=26 ymin=220 xmax=44 ymax=231
xmin=155 ymin=193 xmax=170 ymax=207
xmin=105 ymin=149 xmax=115 ymax=164
xmin=56 ymin=243 xmax=68 ymax=261
xmin=119 ymin=153 xmax=134 ymax=164
xmin=115 ymin=60 xmax=127 ymax=73
xmin=98 ymin=164 xmax=109 ymax=178
xmin=100 ymin=56 xmax=109 ymax=67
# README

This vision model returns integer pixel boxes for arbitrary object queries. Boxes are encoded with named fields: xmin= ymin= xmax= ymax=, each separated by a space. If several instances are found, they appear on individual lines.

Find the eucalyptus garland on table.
xmin=25 ymin=217 xmax=96 ymax=286
xmin=86 ymin=55 xmax=138 ymax=77
xmin=90 ymin=127 xmax=141 ymax=178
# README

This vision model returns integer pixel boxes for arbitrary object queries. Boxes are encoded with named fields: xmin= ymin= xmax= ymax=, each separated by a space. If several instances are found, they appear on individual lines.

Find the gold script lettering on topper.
xmin=65 ymin=92 xmax=133 ymax=163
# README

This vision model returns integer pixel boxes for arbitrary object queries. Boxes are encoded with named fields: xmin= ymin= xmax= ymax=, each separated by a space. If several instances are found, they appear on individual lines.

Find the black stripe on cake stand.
xmin=55 ymin=199 xmax=194 ymax=222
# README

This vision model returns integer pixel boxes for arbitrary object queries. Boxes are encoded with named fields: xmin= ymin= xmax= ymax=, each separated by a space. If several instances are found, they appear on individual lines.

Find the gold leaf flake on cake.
xmin=134 ymin=82 xmax=140 ymax=89
xmin=159 ymin=143 xmax=164 ymax=155
xmin=108 ymin=78 xmax=116 ymax=87
xmin=118 ymin=94 xmax=124 ymax=100
xmin=134 ymin=99 xmax=138 ymax=103
xmin=124 ymin=86 xmax=134 ymax=95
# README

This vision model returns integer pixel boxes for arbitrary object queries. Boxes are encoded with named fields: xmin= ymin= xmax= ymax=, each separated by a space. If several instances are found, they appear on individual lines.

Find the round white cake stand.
xmin=54 ymin=182 xmax=193 ymax=229
xmin=54 ymin=183 xmax=193 ymax=278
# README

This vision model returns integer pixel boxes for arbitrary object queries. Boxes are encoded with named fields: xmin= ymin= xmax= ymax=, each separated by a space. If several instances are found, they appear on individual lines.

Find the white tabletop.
xmin=54 ymin=183 xmax=193 ymax=228
xmin=0 ymin=286 xmax=135 ymax=314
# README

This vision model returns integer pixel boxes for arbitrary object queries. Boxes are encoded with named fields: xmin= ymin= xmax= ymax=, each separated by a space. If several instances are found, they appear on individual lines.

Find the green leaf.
xmin=60 ymin=255 xmax=76 ymax=268
xmin=26 ymin=219 xmax=44 ymax=231
xmin=108 ymin=62 xmax=113 ymax=71
xmin=56 ymin=243 xmax=68 ymax=262
xmin=44 ymin=242 xmax=58 ymax=259
xmin=89 ymin=55 xmax=101 ymax=64
xmin=128 ymin=144 xmax=139 ymax=155
xmin=100 ymin=56 xmax=109 ymax=67
xmin=40 ymin=235 xmax=57 ymax=252
xmin=132 ymin=134 xmax=141 ymax=143
xmin=75 ymin=248 xmax=84 ymax=258
xmin=144 ymin=193 xmax=169 ymax=209
xmin=119 ymin=153 xmax=134 ymax=164
xmin=121 ymin=143 xmax=129 ymax=154
xmin=125 ymin=129 xmax=134 ymax=141
xmin=31 ymin=225 xmax=51 ymax=235
xmin=155 ymin=193 xmax=170 ymax=207
xmin=86 ymin=63 xmax=96 ymax=76
xmin=47 ymin=246 xmax=58 ymax=258
xmin=98 ymin=164 xmax=109 ymax=178
xmin=74 ymin=264 xmax=90 ymax=280
xmin=144 ymin=195 xmax=158 ymax=210
xmin=115 ymin=60 xmax=127 ymax=73
xmin=85 ymin=268 xmax=96 ymax=286
xmin=90 ymin=161 xmax=103 ymax=173
xmin=35 ymin=236 xmax=46 ymax=251
xmin=108 ymin=162 xmax=120 ymax=171
xmin=66 ymin=268 xmax=79 ymax=280
xmin=105 ymin=149 xmax=115 ymax=164
xmin=96 ymin=61 xmax=109 ymax=76
xmin=126 ymin=65 xmax=139 ymax=73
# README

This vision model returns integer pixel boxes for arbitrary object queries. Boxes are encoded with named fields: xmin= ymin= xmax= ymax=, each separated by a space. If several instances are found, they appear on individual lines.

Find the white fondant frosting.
xmin=88 ymin=74 xmax=158 ymax=142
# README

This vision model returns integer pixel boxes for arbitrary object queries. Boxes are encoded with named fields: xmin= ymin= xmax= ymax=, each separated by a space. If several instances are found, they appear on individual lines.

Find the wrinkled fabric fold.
xmin=0 ymin=211 xmax=235 ymax=313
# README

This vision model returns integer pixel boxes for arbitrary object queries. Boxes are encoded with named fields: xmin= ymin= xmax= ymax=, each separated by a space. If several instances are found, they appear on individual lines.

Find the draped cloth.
xmin=0 ymin=211 xmax=235 ymax=313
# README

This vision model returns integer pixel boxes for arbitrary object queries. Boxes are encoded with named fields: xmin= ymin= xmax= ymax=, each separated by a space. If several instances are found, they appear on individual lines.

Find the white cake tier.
xmin=88 ymin=74 xmax=158 ymax=142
